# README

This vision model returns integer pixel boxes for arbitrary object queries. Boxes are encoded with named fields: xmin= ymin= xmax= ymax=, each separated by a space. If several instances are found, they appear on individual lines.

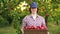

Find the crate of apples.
xmin=24 ymin=26 xmax=47 ymax=34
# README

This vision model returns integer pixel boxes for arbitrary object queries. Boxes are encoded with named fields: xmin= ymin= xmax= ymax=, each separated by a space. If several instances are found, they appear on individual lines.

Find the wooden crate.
xmin=24 ymin=29 xmax=47 ymax=34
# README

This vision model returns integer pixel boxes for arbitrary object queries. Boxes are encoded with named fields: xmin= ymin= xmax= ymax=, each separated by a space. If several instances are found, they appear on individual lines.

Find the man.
xmin=21 ymin=2 xmax=47 ymax=34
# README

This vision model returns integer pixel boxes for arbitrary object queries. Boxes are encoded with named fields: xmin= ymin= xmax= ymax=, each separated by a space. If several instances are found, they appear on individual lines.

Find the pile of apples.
xmin=24 ymin=25 xmax=47 ymax=30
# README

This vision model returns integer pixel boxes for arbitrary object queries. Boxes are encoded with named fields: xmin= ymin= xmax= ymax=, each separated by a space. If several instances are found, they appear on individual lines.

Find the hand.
xmin=21 ymin=29 xmax=24 ymax=34
xmin=22 ymin=32 xmax=24 ymax=34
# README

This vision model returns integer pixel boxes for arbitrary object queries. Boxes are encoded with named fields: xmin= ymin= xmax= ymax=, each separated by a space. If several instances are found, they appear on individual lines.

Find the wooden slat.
xmin=24 ymin=29 xmax=47 ymax=34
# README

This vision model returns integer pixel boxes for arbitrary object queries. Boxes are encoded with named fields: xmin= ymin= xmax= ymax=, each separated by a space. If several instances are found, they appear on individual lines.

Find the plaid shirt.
xmin=22 ymin=14 xmax=46 ymax=29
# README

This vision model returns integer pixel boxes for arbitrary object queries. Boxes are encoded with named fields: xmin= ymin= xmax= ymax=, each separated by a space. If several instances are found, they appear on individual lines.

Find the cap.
xmin=30 ymin=2 xmax=37 ymax=8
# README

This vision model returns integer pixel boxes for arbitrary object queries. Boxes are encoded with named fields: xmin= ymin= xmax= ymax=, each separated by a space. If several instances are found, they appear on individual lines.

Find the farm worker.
xmin=21 ymin=2 xmax=47 ymax=34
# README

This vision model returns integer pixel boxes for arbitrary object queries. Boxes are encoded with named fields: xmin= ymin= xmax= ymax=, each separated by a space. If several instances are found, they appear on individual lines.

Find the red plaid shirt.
xmin=22 ymin=14 xmax=46 ymax=29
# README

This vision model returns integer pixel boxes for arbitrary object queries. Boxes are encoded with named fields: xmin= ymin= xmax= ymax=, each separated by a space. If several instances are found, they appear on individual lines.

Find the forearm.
xmin=21 ymin=28 xmax=24 ymax=34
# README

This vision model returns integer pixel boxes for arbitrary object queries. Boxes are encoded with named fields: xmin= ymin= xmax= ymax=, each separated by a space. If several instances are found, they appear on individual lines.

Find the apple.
xmin=31 ymin=26 xmax=35 ymax=29
xmin=24 ymin=26 xmax=30 ymax=30
xmin=24 ymin=26 xmax=28 ymax=30
xmin=36 ymin=26 xmax=41 ymax=30
xmin=46 ymin=13 xmax=48 ymax=16
xmin=41 ymin=25 xmax=46 ymax=30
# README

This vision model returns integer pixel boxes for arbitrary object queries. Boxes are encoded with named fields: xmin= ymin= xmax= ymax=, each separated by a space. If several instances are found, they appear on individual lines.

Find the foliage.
xmin=0 ymin=15 xmax=9 ymax=27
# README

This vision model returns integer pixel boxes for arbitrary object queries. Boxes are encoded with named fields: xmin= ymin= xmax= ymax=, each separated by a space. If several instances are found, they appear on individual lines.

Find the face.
xmin=31 ymin=8 xmax=37 ymax=14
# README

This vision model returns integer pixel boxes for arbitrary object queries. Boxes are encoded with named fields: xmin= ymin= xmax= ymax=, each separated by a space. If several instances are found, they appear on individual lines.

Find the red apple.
xmin=24 ymin=26 xmax=31 ymax=30
xmin=31 ymin=26 xmax=35 ymax=29
xmin=46 ymin=13 xmax=48 ymax=16
xmin=34 ymin=26 xmax=37 ymax=28
xmin=41 ymin=25 xmax=46 ymax=30
xmin=36 ymin=26 xmax=41 ymax=30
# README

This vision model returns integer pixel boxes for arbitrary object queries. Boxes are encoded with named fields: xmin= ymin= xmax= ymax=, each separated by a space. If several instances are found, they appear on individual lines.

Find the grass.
xmin=48 ymin=22 xmax=60 ymax=34
xmin=0 ymin=26 xmax=17 ymax=34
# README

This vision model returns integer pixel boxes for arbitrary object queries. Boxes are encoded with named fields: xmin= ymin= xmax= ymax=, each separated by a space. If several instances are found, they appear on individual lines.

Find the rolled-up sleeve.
xmin=42 ymin=17 xmax=46 ymax=27
xmin=42 ymin=18 xmax=48 ymax=29
xmin=21 ymin=16 xmax=27 ymax=34
xmin=21 ymin=16 xmax=27 ymax=29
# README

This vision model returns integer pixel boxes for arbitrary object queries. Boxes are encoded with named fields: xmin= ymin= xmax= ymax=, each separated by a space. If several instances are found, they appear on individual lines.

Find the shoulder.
xmin=23 ymin=15 xmax=30 ymax=20
xmin=38 ymin=15 xmax=45 ymax=19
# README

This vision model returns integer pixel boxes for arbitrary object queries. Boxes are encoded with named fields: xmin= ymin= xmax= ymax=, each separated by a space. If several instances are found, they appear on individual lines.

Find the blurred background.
xmin=0 ymin=0 xmax=60 ymax=34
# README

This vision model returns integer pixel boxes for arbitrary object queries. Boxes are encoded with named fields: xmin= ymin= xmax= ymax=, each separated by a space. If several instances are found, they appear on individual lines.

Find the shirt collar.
xmin=30 ymin=14 xmax=39 ymax=18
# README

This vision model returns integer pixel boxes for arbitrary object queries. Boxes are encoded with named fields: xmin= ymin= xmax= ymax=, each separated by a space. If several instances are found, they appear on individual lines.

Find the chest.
xmin=26 ymin=18 xmax=43 ymax=26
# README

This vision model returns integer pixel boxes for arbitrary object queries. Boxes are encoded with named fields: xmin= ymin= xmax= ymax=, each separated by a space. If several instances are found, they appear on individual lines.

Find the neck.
xmin=31 ymin=13 xmax=37 ymax=16
xmin=31 ymin=13 xmax=37 ymax=20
